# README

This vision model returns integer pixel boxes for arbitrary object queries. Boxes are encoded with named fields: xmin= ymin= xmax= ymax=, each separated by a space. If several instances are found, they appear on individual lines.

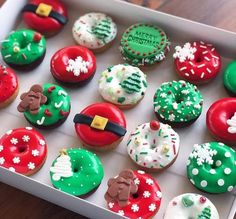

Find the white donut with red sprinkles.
xmin=105 ymin=169 xmax=162 ymax=219
xmin=173 ymin=41 xmax=221 ymax=84
xmin=0 ymin=127 xmax=47 ymax=175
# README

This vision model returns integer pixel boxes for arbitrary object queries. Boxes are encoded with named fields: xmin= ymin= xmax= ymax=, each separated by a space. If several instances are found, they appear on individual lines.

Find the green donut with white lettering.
xmin=50 ymin=148 xmax=104 ymax=196
xmin=187 ymin=142 xmax=236 ymax=193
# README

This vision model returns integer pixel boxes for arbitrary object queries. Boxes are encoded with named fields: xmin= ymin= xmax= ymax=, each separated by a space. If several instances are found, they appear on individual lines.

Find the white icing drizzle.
xmin=58 ymin=90 xmax=67 ymax=97
xmin=227 ymin=112 xmax=236 ymax=134
xmin=66 ymin=56 xmax=90 ymax=76
xmin=37 ymin=116 xmax=45 ymax=125
xmin=50 ymin=154 xmax=73 ymax=181
xmin=54 ymin=101 xmax=64 ymax=109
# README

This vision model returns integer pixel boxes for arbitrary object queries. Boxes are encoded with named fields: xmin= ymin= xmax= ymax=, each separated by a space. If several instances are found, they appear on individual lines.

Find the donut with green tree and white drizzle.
xmin=153 ymin=80 xmax=203 ymax=126
xmin=72 ymin=13 xmax=117 ymax=52
xmin=17 ymin=83 xmax=70 ymax=128
xmin=127 ymin=120 xmax=179 ymax=171
xmin=98 ymin=64 xmax=147 ymax=108
xmin=187 ymin=142 xmax=236 ymax=193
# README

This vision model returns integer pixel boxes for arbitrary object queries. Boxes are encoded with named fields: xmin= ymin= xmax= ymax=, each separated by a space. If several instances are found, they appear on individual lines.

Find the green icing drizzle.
xmin=187 ymin=142 xmax=236 ymax=194
xmin=223 ymin=60 xmax=236 ymax=94
xmin=153 ymin=80 xmax=203 ymax=123
xmin=24 ymin=83 xmax=70 ymax=126
xmin=120 ymin=72 xmax=142 ymax=94
xmin=117 ymin=97 xmax=126 ymax=103
xmin=1 ymin=29 xmax=46 ymax=65
xmin=197 ymin=207 xmax=211 ymax=219
xmin=50 ymin=148 xmax=104 ymax=196
xmin=92 ymin=18 xmax=112 ymax=43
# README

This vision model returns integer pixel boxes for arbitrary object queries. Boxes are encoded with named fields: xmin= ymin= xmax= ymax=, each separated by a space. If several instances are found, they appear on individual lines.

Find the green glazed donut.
xmin=187 ymin=142 xmax=236 ymax=193
xmin=153 ymin=80 xmax=203 ymax=126
xmin=1 ymin=29 xmax=46 ymax=70
xmin=50 ymin=148 xmax=104 ymax=196
xmin=223 ymin=60 xmax=236 ymax=95
xmin=17 ymin=83 xmax=70 ymax=128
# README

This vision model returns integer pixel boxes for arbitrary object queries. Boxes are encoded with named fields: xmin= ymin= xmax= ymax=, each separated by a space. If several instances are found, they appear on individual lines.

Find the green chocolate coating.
xmin=120 ymin=23 xmax=170 ymax=66
xmin=153 ymin=80 xmax=203 ymax=123
xmin=223 ymin=61 xmax=236 ymax=94
xmin=50 ymin=148 xmax=104 ymax=196
xmin=187 ymin=142 xmax=236 ymax=194
xmin=1 ymin=29 xmax=46 ymax=65
xmin=24 ymin=83 xmax=70 ymax=127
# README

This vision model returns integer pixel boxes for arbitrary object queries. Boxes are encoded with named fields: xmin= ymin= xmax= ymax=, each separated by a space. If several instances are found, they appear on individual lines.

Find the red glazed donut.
xmin=50 ymin=46 xmax=96 ymax=86
xmin=0 ymin=127 xmax=47 ymax=175
xmin=73 ymin=102 xmax=127 ymax=151
xmin=22 ymin=0 xmax=68 ymax=36
xmin=206 ymin=98 xmax=236 ymax=145
xmin=173 ymin=41 xmax=221 ymax=84
xmin=105 ymin=170 xmax=162 ymax=219
xmin=0 ymin=64 xmax=19 ymax=108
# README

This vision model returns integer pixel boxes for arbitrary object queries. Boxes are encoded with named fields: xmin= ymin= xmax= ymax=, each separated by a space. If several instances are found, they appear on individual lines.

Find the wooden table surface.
xmin=0 ymin=0 xmax=236 ymax=218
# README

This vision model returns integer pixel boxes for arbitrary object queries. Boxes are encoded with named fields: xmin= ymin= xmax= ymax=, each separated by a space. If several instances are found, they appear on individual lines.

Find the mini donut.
xmin=98 ymin=64 xmax=147 ymax=109
xmin=50 ymin=148 xmax=104 ymax=196
xmin=105 ymin=169 xmax=162 ymax=219
xmin=173 ymin=41 xmax=221 ymax=84
xmin=120 ymin=23 xmax=170 ymax=67
xmin=206 ymin=98 xmax=236 ymax=145
xmin=223 ymin=61 xmax=236 ymax=96
xmin=0 ymin=64 xmax=19 ymax=108
xmin=73 ymin=102 xmax=127 ymax=151
xmin=164 ymin=193 xmax=219 ymax=219
xmin=22 ymin=0 xmax=68 ymax=36
xmin=127 ymin=120 xmax=180 ymax=172
xmin=153 ymin=80 xmax=203 ymax=127
xmin=72 ymin=13 xmax=117 ymax=52
xmin=187 ymin=142 xmax=236 ymax=194
xmin=50 ymin=46 xmax=96 ymax=86
xmin=17 ymin=83 xmax=71 ymax=129
xmin=0 ymin=127 xmax=47 ymax=175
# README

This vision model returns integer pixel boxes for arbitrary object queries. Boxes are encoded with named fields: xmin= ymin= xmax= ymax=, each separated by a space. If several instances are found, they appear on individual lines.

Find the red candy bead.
xmin=199 ymin=196 xmax=206 ymax=204
xmin=150 ymin=120 xmax=160 ymax=130
xmin=33 ymin=32 xmax=42 ymax=43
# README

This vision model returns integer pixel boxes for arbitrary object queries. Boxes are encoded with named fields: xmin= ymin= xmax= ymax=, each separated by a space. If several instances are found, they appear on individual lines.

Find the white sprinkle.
xmin=185 ymin=73 xmax=189 ymax=77
xmin=228 ymin=186 xmax=234 ymax=192
xmin=204 ymin=56 xmax=210 ymax=61
xmin=190 ymin=69 xmax=195 ymax=74
xmin=23 ymin=32 xmax=26 ymax=37
xmin=197 ymin=64 xmax=206 ymax=68
xmin=4 ymin=54 xmax=11 ymax=58
xmin=189 ymin=61 xmax=194 ymax=66
xmin=200 ymin=45 xmax=207 ymax=49
xmin=192 ymin=168 xmax=199 ymax=175
xmin=200 ymin=180 xmax=207 ymax=187
xmin=225 ymin=152 xmax=231 ymax=158
xmin=212 ymin=55 xmax=219 ymax=59
xmin=200 ymin=72 xmax=205 ymax=78
xmin=206 ymin=68 xmax=211 ymax=73
xmin=218 ymin=179 xmax=224 ymax=186
xmin=1 ymin=40 xmax=9 ymax=43
xmin=224 ymin=168 xmax=231 ymax=175
xmin=27 ymin=44 xmax=31 ymax=51
xmin=213 ymin=64 xmax=218 ymax=68
xmin=210 ymin=169 xmax=216 ymax=174
xmin=200 ymin=41 xmax=205 ymax=45
xmin=215 ymin=160 xmax=222 ymax=166
xmin=180 ymin=66 xmax=187 ymax=71
xmin=211 ymin=48 xmax=215 ymax=52
xmin=202 ymin=50 xmax=208 ymax=54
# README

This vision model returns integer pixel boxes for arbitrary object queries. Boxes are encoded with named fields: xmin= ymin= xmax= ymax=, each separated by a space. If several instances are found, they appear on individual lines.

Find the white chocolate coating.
xmin=164 ymin=193 xmax=219 ymax=219
xmin=72 ymin=13 xmax=117 ymax=49
xmin=98 ymin=64 xmax=147 ymax=106
xmin=127 ymin=122 xmax=179 ymax=170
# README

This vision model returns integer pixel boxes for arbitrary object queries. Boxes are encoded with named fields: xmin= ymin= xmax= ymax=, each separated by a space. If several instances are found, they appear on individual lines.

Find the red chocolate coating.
xmin=74 ymin=103 xmax=126 ymax=148
xmin=0 ymin=127 xmax=47 ymax=175
xmin=23 ymin=0 xmax=68 ymax=36
xmin=50 ymin=46 xmax=96 ymax=84
xmin=206 ymin=98 xmax=236 ymax=144
xmin=175 ymin=41 xmax=221 ymax=84
xmin=0 ymin=65 xmax=18 ymax=104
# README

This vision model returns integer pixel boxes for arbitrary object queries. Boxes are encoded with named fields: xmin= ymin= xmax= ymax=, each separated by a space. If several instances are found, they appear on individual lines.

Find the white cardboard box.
xmin=0 ymin=0 xmax=235 ymax=218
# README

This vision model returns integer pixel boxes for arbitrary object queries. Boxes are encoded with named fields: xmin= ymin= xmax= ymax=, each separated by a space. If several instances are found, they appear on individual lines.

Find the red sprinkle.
xmin=44 ymin=109 xmax=52 ymax=117
xmin=48 ymin=86 xmax=55 ymax=93
xmin=199 ymin=196 xmax=206 ymax=203
xmin=60 ymin=110 xmax=69 ymax=116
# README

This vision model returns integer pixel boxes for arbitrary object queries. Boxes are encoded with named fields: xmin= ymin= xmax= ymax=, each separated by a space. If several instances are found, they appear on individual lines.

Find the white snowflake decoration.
xmin=0 ymin=145 xmax=3 ymax=152
xmin=13 ymin=157 xmax=20 ymax=164
xmin=39 ymin=139 xmax=45 ymax=146
xmin=22 ymin=135 xmax=30 ymax=142
xmin=134 ymin=178 xmax=140 ymax=185
xmin=149 ymin=203 xmax=156 ymax=212
xmin=173 ymin=42 xmax=197 ymax=62
xmin=143 ymin=191 xmax=151 ymax=198
xmin=160 ymin=93 xmax=167 ymax=98
xmin=156 ymin=191 xmax=162 ymax=198
xmin=6 ymin=130 xmax=13 ymax=135
xmin=0 ymin=157 xmax=5 ymax=165
xmin=108 ymin=202 xmax=114 ymax=209
xmin=155 ymin=51 xmax=165 ymax=61
xmin=181 ymin=90 xmax=189 ymax=95
xmin=185 ymin=101 xmax=193 ymax=106
xmin=137 ymin=170 xmax=145 ymax=174
xmin=32 ymin=150 xmax=40 ymax=157
xmin=190 ymin=143 xmax=217 ymax=166
xmin=117 ymin=210 xmax=125 ymax=216
xmin=168 ymin=114 xmax=175 ymax=121
xmin=131 ymin=204 xmax=139 ymax=212
xmin=66 ymin=56 xmax=90 ymax=77
xmin=9 ymin=167 xmax=15 ymax=172
xmin=146 ymin=178 xmax=154 ymax=185
xmin=10 ymin=138 xmax=18 ymax=145
xmin=28 ymin=162 xmax=35 ymax=170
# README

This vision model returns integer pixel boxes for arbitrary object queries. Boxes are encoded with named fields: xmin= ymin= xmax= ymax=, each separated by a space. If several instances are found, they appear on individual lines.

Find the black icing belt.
xmin=22 ymin=4 xmax=68 ymax=25
xmin=73 ymin=114 xmax=127 ymax=137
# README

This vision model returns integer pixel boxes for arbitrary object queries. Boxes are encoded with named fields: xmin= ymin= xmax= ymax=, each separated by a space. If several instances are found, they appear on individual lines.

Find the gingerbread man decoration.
xmin=104 ymin=169 xmax=138 ymax=207
xmin=17 ymin=84 xmax=47 ymax=114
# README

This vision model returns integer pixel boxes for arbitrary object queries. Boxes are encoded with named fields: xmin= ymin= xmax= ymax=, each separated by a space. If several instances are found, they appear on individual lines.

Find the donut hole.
xmin=195 ymin=56 xmax=203 ymax=63
xmin=73 ymin=167 xmax=79 ymax=173
xmin=132 ymin=193 xmax=139 ymax=199
xmin=18 ymin=145 xmax=27 ymax=153
xmin=18 ymin=40 xmax=29 ymax=50
xmin=175 ymin=95 xmax=184 ymax=104
xmin=44 ymin=98 xmax=51 ymax=105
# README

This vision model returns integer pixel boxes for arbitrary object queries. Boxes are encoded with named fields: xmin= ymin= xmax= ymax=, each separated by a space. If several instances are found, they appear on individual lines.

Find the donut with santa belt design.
xmin=173 ymin=41 xmax=221 ymax=84
xmin=0 ymin=127 xmax=47 ymax=175
xmin=105 ymin=169 xmax=162 ymax=219
xmin=73 ymin=102 xmax=127 ymax=151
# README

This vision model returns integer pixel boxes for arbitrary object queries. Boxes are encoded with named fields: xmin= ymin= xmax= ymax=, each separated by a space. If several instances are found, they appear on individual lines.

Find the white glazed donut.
xmin=98 ymin=64 xmax=147 ymax=108
xmin=164 ymin=193 xmax=219 ymax=219
xmin=72 ymin=12 xmax=117 ymax=50
xmin=127 ymin=120 xmax=179 ymax=171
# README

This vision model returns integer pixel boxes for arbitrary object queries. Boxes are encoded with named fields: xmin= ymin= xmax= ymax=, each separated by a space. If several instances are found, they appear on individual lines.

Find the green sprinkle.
xmin=142 ymin=80 xmax=147 ymax=88
xmin=163 ymin=135 xmax=168 ymax=138
xmin=127 ymin=139 xmax=131 ymax=146
xmin=117 ymin=97 xmax=126 ymax=103
xmin=145 ymin=134 xmax=148 ymax=139
xmin=158 ymin=129 xmax=162 ymax=136
xmin=135 ymin=154 xmax=138 ymax=162
xmin=160 ymin=164 xmax=164 ymax=168
xmin=132 ymin=131 xmax=140 ymax=136
xmin=106 ymin=76 xmax=113 ymax=82
xmin=140 ymin=152 xmax=148 ymax=155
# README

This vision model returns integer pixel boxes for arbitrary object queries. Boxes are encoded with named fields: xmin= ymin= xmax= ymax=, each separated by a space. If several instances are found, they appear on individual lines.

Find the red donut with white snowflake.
xmin=173 ymin=41 xmax=221 ymax=84
xmin=105 ymin=169 xmax=162 ymax=219
xmin=50 ymin=46 xmax=96 ymax=86
xmin=0 ymin=127 xmax=47 ymax=175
